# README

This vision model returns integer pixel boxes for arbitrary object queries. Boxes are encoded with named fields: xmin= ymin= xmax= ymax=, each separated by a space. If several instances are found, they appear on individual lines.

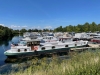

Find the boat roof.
xmin=94 ymin=36 xmax=100 ymax=38
xmin=59 ymin=37 xmax=72 ymax=39
xmin=44 ymin=36 xmax=54 ymax=37
xmin=41 ymin=43 xmax=54 ymax=47
xmin=26 ymin=39 xmax=40 ymax=42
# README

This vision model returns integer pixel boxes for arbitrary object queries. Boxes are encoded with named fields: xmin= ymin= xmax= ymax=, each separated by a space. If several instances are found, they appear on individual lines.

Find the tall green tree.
xmin=20 ymin=29 xmax=27 ymax=33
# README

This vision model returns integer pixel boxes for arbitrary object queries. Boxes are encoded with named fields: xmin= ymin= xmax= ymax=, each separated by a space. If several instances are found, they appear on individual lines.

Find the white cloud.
xmin=32 ymin=26 xmax=41 ymax=29
xmin=37 ymin=26 xmax=40 ymax=29
xmin=10 ymin=25 xmax=17 ymax=28
xmin=44 ymin=26 xmax=52 ymax=29
xmin=21 ymin=25 xmax=28 ymax=28
xmin=0 ymin=24 xmax=5 ymax=26
xmin=10 ymin=25 xmax=28 ymax=30
xmin=18 ymin=26 xmax=21 ymax=28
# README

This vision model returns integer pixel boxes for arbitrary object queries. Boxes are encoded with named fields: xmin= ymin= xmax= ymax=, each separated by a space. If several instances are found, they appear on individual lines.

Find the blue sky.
xmin=0 ymin=0 xmax=100 ymax=29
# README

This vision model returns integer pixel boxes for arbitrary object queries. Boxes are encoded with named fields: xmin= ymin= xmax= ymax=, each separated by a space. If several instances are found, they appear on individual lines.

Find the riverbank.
xmin=3 ymin=50 xmax=100 ymax=75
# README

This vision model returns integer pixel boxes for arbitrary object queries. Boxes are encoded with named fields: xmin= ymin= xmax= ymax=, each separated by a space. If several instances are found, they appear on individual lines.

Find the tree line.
xmin=54 ymin=22 xmax=100 ymax=32
xmin=18 ymin=22 xmax=100 ymax=33
xmin=0 ymin=22 xmax=100 ymax=40
xmin=14 ymin=29 xmax=53 ymax=34
xmin=0 ymin=25 xmax=14 ymax=40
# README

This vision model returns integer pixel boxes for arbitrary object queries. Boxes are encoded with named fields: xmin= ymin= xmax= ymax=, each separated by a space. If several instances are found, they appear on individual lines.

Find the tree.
xmin=20 ymin=29 xmax=27 ymax=33
xmin=28 ymin=29 xmax=32 ymax=32
xmin=83 ymin=22 xmax=90 ymax=32
xmin=54 ymin=26 xmax=63 ymax=32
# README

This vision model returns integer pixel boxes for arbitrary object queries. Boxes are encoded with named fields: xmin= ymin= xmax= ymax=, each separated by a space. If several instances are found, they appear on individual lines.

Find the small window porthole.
xmin=18 ymin=49 xmax=20 ymax=52
xmin=42 ymin=47 xmax=45 ymax=50
xmin=65 ymin=45 xmax=68 ymax=47
xmin=52 ymin=46 xmax=55 ymax=49
xmin=24 ymin=49 xmax=27 ymax=51
xmin=75 ymin=44 xmax=77 ymax=46
xmin=84 ymin=42 xmax=86 ymax=44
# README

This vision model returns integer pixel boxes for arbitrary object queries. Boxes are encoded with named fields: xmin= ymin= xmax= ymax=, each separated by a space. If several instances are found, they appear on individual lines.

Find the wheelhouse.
xmin=26 ymin=39 xmax=40 ymax=50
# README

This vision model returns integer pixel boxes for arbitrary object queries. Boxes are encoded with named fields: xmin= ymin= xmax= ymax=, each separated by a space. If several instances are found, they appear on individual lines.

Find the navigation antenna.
xmin=18 ymin=29 xmax=20 ymax=43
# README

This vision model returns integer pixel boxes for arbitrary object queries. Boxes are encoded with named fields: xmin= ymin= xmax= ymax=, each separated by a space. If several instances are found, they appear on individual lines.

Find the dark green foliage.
xmin=54 ymin=22 xmax=100 ymax=32
xmin=20 ymin=29 xmax=27 ymax=33
xmin=0 ymin=25 xmax=14 ymax=40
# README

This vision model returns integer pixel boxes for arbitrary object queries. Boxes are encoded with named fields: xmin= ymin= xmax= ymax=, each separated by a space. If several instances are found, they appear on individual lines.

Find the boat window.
xmin=32 ymin=42 xmax=34 ymax=44
xmin=52 ymin=46 xmax=55 ymax=49
xmin=40 ymin=44 xmax=43 ymax=46
xmin=24 ymin=49 xmax=27 ymax=51
xmin=18 ymin=49 xmax=20 ymax=52
xmin=75 ymin=44 xmax=77 ymax=46
xmin=40 ymin=40 xmax=45 ymax=43
xmin=34 ymin=42 xmax=37 ymax=44
xmin=65 ymin=45 xmax=68 ymax=47
xmin=27 ymin=43 xmax=31 ymax=46
xmin=42 ymin=47 xmax=45 ymax=50
xmin=37 ymin=41 xmax=40 ymax=45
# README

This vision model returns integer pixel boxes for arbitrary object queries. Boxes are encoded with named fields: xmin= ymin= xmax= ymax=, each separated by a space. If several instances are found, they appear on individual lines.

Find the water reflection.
xmin=0 ymin=35 xmax=23 ymax=74
xmin=0 ymin=37 xmax=13 ymax=46
xmin=0 ymin=36 xmax=22 ymax=65
xmin=0 ymin=37 xmax=13 ymax=66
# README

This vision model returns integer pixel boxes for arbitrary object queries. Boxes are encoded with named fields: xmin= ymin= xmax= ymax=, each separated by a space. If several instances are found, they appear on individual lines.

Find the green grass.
xmin=3 ymin=50 xmax=100 ymax=75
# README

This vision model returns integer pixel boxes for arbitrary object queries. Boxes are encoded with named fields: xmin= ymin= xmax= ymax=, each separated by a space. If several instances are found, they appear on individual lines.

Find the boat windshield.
xmin=19 ymin=41 xmax=27 ymax=45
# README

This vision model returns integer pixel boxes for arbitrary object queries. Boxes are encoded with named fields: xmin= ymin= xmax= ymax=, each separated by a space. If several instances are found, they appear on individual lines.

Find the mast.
xmin=18 ymin=29 xmax=20 ymax=42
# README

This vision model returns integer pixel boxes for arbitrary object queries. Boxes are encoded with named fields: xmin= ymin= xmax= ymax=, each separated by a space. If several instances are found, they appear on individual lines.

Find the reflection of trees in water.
xmin=0 ymin=36 xmax=13 ymax=46
xmin=14 ymin=33 xmax=23 ymax=37
xmin=0 ymin=34 xmax=22 ymax=46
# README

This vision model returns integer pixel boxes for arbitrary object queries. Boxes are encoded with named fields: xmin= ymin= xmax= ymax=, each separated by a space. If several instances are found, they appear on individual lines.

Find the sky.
xmin=0 ymin=0 xmax=100 ymax=30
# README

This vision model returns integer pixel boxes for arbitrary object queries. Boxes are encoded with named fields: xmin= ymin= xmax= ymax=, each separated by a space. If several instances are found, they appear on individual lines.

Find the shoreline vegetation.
xmin=2 ymin=50 xmax=100 ymax=75
xmin=0 ymin=22 xmax=100 ymax=39
xmin=14 ymin=22 xmax=100 ymax=33
xmin=0 ymin=25 xmax=14 ymax=40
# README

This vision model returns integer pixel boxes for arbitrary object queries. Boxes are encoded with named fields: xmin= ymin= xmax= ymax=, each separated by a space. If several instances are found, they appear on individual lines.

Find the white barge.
xmin=4 ymin=39 xmax=88 ymax=58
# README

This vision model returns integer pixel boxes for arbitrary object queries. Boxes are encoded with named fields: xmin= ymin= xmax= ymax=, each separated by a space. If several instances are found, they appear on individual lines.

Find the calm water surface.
xmin=0 ymin=36 xmax=22 ymax=73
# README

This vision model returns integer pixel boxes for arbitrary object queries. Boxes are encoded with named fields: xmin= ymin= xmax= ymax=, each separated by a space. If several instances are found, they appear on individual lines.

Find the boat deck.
xmin=70 ymin=44 xmax=100 ymax=52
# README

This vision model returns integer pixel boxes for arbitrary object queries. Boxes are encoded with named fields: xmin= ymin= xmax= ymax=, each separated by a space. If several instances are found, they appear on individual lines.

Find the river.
xmin=0 ymin=36 xmax=23 ymax=73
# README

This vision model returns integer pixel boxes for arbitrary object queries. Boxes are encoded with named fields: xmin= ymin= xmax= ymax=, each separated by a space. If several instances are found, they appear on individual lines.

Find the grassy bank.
xmin=3 ymin=50 xmax=100 ymax=75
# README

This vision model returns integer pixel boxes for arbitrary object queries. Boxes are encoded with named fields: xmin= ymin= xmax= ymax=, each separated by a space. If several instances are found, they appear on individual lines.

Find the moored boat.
xmin=4 ymin=38 xmax=88 ymax=58
xmin=91 ymin=35 xmax=100 ymax=43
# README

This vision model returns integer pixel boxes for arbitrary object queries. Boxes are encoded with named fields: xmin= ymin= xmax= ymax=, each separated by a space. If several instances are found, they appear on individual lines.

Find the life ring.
xmin=34 ymin=46 xmax=38 ymax=50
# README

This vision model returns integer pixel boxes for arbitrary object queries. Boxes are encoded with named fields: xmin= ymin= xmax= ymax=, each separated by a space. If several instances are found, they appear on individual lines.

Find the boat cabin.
xmin=42 ymin=36 xmax=58 ymax=42
xmin=59 ymin=37 xmax=72 ymax=42
xmin=93 ymin=36 xmax=100 ymax=39
xmin=26 ymin=39 xmax=40 ymax=50
xmin=43 ymin=36 xmax=54 ymax=40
